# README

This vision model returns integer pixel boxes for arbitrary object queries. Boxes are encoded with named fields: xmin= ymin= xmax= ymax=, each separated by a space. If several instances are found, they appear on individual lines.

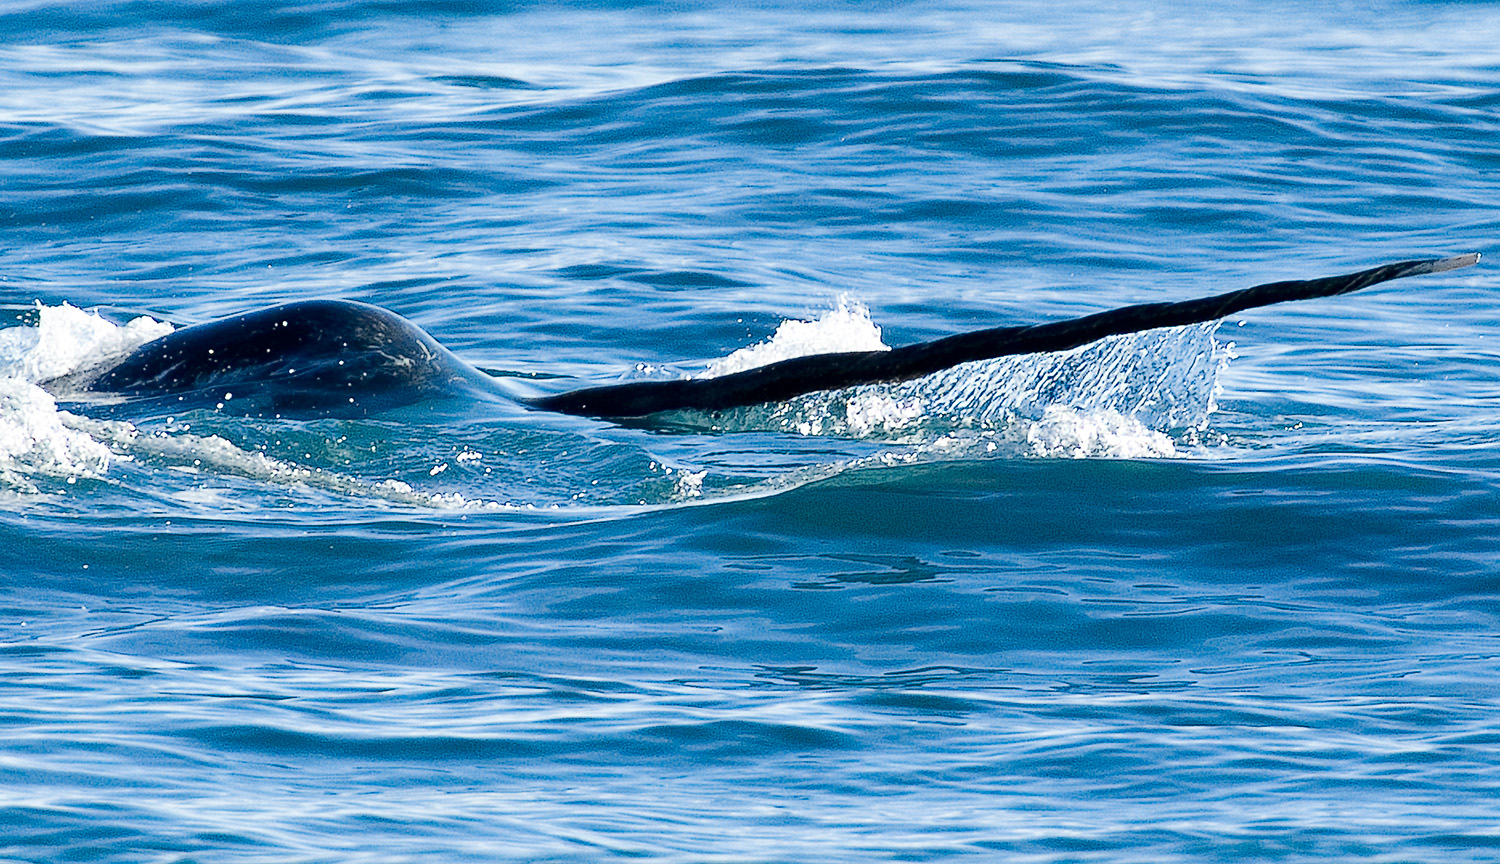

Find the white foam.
xmin=701 ymin=295 xmax=889 ymax=378
xmin=1022 ymin=405 xmax=1179 ymax=458
xmin=0 ymin=380 xmax=120 ymax=492
xmin=0 ymin=304 xmax=173 ymax=491
xmin=0 ymin=303 xmax=174 ymax=384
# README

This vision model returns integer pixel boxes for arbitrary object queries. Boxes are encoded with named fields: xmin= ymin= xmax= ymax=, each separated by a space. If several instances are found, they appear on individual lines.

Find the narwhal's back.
xmin=79 ymin=299 xmax=476 ymax=417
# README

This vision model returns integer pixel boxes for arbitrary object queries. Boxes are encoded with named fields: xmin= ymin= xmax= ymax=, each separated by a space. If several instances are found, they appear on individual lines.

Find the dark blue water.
xmin=2 ymin=1 xmax=1499 ymax=860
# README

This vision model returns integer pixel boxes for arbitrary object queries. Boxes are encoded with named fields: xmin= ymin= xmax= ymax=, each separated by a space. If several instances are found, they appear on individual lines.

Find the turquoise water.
xmin=2 ymin=1 xmax=1499 ymax=860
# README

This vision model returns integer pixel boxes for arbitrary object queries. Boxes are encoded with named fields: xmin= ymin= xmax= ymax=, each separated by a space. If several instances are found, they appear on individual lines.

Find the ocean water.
xmin=2 ymin=1 xmax=1499 ymax=860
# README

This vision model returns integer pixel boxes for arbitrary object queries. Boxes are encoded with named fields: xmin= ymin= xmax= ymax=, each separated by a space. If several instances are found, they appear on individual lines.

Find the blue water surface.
xmin=2 ymin=1 xmax=1499 ymax=861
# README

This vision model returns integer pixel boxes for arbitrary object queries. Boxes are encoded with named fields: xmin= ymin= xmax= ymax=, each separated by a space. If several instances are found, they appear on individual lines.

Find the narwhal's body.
xmin=58 ymin=254 xmax=1479 ymax=421
xmin=60 ymin=299 xmax=485 ymax=418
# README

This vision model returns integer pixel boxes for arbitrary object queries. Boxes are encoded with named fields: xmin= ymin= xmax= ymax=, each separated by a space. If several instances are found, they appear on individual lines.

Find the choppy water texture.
xmin=2 ymin=1 xmax=1499 ymax=861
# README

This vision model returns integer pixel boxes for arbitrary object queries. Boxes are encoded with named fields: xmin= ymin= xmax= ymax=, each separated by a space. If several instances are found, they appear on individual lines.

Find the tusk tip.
xmin=1428 ymin=252 xmax=1480 ymax=273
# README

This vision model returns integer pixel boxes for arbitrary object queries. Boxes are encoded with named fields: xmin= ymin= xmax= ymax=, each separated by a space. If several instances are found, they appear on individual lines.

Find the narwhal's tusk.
xmin=529 ymin=253 xmax=1481 ymax=420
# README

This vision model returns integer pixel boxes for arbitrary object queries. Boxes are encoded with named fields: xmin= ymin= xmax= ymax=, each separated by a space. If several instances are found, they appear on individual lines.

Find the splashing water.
xmin=701 ymin=295 xmax=891 ymax=378
xmin=0 ymin=303 xmax=173 ymax=384
xmin=0 ymin=304 xmax=172 ymax=491
xmin=0 ymin=298 xmax=1231 ymax=502
xmin=671 ymin=299 xmax=1231 ymax=459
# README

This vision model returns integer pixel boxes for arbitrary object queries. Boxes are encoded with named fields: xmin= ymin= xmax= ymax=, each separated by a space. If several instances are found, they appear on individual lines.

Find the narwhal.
xmin=52 ymin=253 xmax=1479 ymax=421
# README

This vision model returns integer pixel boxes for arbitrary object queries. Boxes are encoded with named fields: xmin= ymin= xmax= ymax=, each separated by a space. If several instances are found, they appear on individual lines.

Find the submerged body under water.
xmin=2 ymin=1 xmax=1500 ymax=861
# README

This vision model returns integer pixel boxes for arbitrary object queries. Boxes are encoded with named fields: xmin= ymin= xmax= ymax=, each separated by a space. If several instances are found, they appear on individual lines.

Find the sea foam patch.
xmin=0 ymin=378 xmax=119 ymax=491
xmin=701 ymin=295 xmax=890 ymax=378
xmin=0 ymin=304 xmax=172 ymax=491
xmin=0 ymin=303 xmax=174 ymax=384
